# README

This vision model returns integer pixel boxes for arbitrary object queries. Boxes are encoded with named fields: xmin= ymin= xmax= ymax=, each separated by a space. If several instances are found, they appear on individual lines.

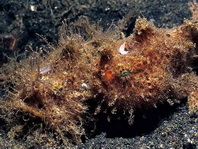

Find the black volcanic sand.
xmin=0 ymin=0 xmax=197 ymax=148
xmin=80 ymin=102 xmax=198 ymax=149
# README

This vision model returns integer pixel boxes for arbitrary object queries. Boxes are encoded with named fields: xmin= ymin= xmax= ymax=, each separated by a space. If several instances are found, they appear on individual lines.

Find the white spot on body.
xmin=81 ymin=83 xmax=89 ymax=89
xmin=39 ymin=66 xmax=51 ymax=74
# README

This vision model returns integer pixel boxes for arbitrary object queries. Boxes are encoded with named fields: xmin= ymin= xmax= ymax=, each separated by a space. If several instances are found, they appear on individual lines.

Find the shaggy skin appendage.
xmin=0 ymin=2 xmax=198 ymax=147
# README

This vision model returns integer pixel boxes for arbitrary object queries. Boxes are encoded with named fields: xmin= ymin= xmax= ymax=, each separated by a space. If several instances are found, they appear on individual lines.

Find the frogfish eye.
xmin=121 ymin=70 xmax=130 ymax=76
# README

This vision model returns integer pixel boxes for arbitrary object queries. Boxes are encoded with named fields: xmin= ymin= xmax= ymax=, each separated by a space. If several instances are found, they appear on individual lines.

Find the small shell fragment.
xmin=118 ymin=42 xmax=128 ymax=55
xmin=30 ymin=5 xmax=36 ymax=11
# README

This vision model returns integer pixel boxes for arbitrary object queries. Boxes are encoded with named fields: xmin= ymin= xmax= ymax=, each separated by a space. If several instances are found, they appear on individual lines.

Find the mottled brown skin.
xmin=100 ymin=6 xmax=198 ymax=114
